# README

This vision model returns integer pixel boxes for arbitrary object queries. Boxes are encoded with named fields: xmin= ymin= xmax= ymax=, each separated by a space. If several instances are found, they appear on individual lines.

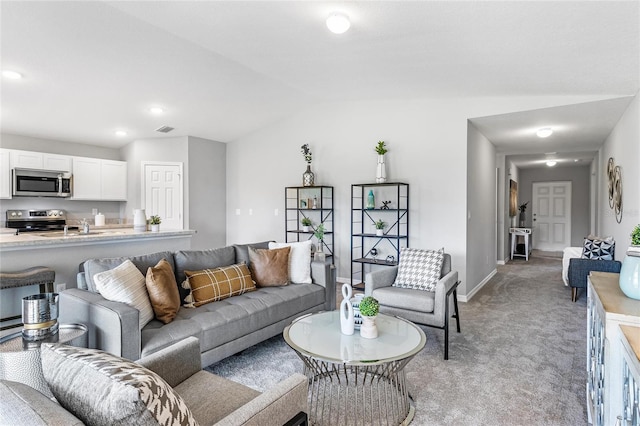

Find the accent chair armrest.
xmin=137 ymin=337 xmax=202 ymax=388
xmin=567 ymin=258 xmax=622 ymax=289
xmin=433 ymin=270 xmax=460 ymax=324
xmin=59 ymin=288 xmax=141 ymax=360
xmin=364 ymin=266 xmax=399 ymax=296
xmin=215 ymin=373 xmax=308 ymax=426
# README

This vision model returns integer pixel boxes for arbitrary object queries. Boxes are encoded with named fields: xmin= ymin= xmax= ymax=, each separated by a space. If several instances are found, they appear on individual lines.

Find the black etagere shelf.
xmin=285 ymin=186 xmax=334 ymax=262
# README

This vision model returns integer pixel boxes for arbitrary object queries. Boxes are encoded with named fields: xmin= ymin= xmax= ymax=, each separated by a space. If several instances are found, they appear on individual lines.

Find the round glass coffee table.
xmin=284 ymin=311 xmax=426 ymax=426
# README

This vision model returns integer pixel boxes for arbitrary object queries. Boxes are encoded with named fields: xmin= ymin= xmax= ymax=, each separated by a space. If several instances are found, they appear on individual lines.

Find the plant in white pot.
xmin=301 ymin=217 xmax=312 ymax=232
xmin=620 ymin=224 xmax=640 ymax=299
xmin=375 ymin=140 xmax=388 ymax=183
xmin=358 ymin=296 xmax=379 ymax=339
xmin=149 ymin=215 xmax=161 ymax=232
xmin=374 ymin=219 xmax=386 ymax=236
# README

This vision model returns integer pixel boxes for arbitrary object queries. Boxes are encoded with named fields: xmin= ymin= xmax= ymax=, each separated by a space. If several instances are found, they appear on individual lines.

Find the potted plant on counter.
xmin=374 ymin=219 xmax=386 ymax=236
xmin=358 ymin=296 xmax=380 ymax=339
xmin=301 ymin=217 xmax=312 ymax=232
xmin=149 ymin=215 xmax=161 ymax=232
xmin=620 ymin=224 xmax=640 ymax=300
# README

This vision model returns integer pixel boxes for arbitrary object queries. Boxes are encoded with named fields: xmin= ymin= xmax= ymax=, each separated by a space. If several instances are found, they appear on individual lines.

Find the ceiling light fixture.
xmin=2 ymin=70 xmax=23 ymax=79
xmin=546 ymin=160 xmax=557 ymax=167
xmin=326 ymin=12 xmax=351 ymax=34
xmin=115 ymin=130 xmax=127 ymax=137
xmin=149 ymin=107 xmax=164 ymax=114
xmin=536 ymin=128 xmax=553 ymax=138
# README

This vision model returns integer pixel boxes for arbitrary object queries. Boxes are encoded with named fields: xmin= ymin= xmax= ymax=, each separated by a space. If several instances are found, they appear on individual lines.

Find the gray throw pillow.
xmin=41 ymin=343 xmax=197 ymax=426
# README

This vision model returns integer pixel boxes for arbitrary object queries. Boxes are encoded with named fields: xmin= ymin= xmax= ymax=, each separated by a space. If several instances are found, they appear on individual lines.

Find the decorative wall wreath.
xmin=613 ymin=165 xmax=623 ymax=223
xmin=607 ymin=157 xmax=615 ymax=209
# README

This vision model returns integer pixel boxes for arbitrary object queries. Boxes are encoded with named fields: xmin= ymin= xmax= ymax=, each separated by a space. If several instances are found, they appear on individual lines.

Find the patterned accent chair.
xmin=364 ymin=251 xmax=461 ymax=360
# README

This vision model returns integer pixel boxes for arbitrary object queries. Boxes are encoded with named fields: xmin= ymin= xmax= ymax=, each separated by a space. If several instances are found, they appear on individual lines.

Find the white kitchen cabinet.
xmin=9 ymin=150 xmax=71 ymax=172
xmin=0 ymin=149 xmax=11 ymax=199
xmin=587 ymin=272 xmax=640 ymax=425
xmin=100 ymin=160 xmax=127 ymax=201
xmin=72 ymin=157 xmax=127 ymax=201
xmin=10 ymin=150 xmax=43 ymax=169
xmin=43 ymin=154 xmax=72 ymax=172
xmin=71 ymin=157 xmax=102 ymax=200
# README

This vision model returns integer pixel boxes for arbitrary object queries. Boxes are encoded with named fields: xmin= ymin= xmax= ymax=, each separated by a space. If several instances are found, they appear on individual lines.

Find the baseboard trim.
xmin=459 ymin=268 xmax=497 ymax=302
xmin=337 ymin=276 xmax=352 ymax=285
xmin=496 ymin=260 xmax=506 ymax=265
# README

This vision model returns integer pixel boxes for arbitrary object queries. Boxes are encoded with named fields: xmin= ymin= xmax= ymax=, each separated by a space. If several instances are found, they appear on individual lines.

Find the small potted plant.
xmin=620 ymin=224 xmax=640 ymax=300
xmin=149 ymin=215 xmax=161 ymax=232
xmin=374 ymin=219 xmax=386 ymax=236
xmin=518 ymin=201 xmax=529 ymax=227
xmin=314 ymin=224 xmax=325 ymax=253
xmin=301 ymin=217 xmax=312 ymax=232
xmin=375 ymin=141 xmax=388 ymax=183
xmin=358 ymin=296 xmax=380 ymax=339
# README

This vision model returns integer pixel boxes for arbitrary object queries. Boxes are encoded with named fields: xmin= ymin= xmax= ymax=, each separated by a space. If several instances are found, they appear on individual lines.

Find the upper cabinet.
xmin=71 ymin=156 xmax=127 ymax=201
xmin=0 ymin=149 xmax=11 ymax=199
xmin=10 ymin=150 xmax=72 ymax=172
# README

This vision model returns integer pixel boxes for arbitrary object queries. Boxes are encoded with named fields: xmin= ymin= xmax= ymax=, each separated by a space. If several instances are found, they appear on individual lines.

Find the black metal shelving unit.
xmin=285 ymin=186 xmax=334 ymax=262
xmin=351 ymin=182 xmax=409 ymax=287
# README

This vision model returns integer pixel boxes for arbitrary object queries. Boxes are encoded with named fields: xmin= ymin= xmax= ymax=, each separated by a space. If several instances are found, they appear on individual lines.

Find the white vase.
xmin=619 ymin=250 xmax=640 ymax=300
xmin=360 ymin=315 xmax=378 ymax=339
xmin=376 ymin=154 xmax=386 ymax=183
xmin=302 ymin=226 xmax=310 ymax=232
xmin=133 ymin=209 xmax=147 ymax=232
xmin=376 ymin=229 xmax=384 ymax=236
xmin=340 ymin=284 xmax=355 ymax=335
xmin=150 ymin=224 xmax=160 ymax=233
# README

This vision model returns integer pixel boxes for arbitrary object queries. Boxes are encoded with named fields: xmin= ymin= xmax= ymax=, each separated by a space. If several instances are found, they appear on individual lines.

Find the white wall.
xmin=187 ymin=136 xmax=226 ymax=249
xmin=227 ymin=95 xmax=610 ymax=296
xmin=466 ymin=122 xmax=497 ymax=295
xmin=599 ymin=92 xmax=640 ymax=252
xmin=518 ymin=165 xmax=591 ymax=246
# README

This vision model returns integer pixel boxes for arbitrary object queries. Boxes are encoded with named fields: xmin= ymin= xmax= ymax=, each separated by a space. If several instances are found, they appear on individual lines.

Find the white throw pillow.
xmin=94 ymin=259 xmax=154 ymax=329
xmin=393 ymin=247 xmax=445 ymax=292
xmin=269 ymin=240 xmax=312 ymax=283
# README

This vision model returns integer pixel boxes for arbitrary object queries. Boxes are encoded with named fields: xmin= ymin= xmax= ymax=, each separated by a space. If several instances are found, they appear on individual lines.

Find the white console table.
xmin=509 ymin=227 xmax=532 ymax=261
xmin=587 ymin=272 xmax=640 ymax=425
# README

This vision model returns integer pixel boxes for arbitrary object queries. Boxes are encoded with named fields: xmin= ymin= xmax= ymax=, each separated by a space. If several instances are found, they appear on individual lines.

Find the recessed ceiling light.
xmin=537 ymin=128 xmax=553 ymax=138
xmin=326 ymin=12 xmax=351 ymax=34
xmin=546 ymin=160 xmax=557 ymax=167
xmin=574 ymin=159 xmax=579 ymax=162
xmin=2 ymin=70 xmax=23 ymax=79
xmin=115 ymin=130 xmax=127 ymax=137
xmin=149 ymin=107 xmax=164 ymax=114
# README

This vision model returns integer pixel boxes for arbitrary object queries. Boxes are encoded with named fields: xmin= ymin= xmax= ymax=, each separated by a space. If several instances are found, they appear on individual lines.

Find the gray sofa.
xmin=59 ymin=241 xmax=335 ymax=367
xmin=0 ymin=337 xmax=308 ymax=425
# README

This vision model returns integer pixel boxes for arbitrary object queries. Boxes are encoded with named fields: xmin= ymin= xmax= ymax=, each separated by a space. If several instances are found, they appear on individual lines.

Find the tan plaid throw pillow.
xmin=183 ymin=263 xmax=256 ymax=307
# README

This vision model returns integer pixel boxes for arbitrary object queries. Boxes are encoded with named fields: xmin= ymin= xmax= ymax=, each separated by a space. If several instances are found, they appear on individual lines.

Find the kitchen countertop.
xmin=0 ymin=227 xmax=195 ymax=251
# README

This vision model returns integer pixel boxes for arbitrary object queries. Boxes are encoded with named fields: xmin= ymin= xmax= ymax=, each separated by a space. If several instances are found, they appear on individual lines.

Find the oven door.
xmin=13 ymin=169 xmax=72 ymax=197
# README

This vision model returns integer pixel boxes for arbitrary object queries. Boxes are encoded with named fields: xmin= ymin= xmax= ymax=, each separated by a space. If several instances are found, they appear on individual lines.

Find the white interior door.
xmin=142 ymin=162 xmax=183 ymax=230
xmin=532 ymin=181 xmax=571 ymax=251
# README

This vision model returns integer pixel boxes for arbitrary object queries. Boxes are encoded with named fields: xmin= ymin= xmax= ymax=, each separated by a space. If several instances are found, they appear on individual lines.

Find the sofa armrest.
xmin=215 ymin=373 xmax=308 ymax=426
xmin=137 ymin=337 xmax=202 ymax=388
xmin=311 ymin=260 xmax=336 ymax=311
xmin=59 ymin=288 xmax=141 ymax=360
xmin=0 ymin=380 xmax=83 ymax=426
xmin=567 ymin=258 xmax=622 ymax=289
xmin=364 ymin=266 xmax=399 ymax=296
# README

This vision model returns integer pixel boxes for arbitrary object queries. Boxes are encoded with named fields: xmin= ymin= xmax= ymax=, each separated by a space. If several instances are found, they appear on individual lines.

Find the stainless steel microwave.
xmin=12 ymin=168 xmax=72 ymax=197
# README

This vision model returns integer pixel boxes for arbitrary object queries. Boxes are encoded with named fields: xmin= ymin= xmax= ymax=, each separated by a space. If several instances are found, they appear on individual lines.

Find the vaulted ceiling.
xmin=2 ymin=1 xmax=638 ymax=166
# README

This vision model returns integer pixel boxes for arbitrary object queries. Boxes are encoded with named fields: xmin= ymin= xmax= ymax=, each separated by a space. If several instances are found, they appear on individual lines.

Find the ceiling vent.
xmin=155 ymin=125 xmax=174 ymax=133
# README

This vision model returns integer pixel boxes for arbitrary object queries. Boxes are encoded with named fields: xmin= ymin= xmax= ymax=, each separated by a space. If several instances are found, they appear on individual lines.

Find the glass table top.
xmin=284 ymin=311 xmax=426 ymax=365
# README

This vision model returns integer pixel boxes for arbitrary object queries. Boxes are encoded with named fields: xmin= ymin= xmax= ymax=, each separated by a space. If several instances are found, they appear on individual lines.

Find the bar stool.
xmin=0 ymin=267 xmax=55 ymax=330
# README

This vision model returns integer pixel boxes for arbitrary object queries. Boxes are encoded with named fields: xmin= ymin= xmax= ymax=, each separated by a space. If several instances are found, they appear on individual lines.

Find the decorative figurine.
xmin=381 ymin=201 xmax=392 ymax=210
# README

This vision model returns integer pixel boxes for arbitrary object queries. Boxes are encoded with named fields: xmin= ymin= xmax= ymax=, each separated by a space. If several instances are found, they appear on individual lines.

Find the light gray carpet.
xmin=206 ymin=256 xmax=588 ymax=425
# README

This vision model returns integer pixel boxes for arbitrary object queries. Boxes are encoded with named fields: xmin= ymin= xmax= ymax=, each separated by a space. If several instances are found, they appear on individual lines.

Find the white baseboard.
xmin=337 ymin=276 xmax=352 ymax=285
xmin=496 ymin=260 xmax=506 ymax=265
xmin=458 ymin=268 xmax=497 ymax=302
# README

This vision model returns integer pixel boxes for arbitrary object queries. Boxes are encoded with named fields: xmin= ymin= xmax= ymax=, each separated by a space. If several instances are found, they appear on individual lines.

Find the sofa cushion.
xmin=94 ymin=259 xmax=155 ymax=330
xmin=269 ymin=241 xmax=313 ymax=284
xmin=233 ymin=241 xmax=272 ymax=266
xmin=83 ymin=251 xmax=175 ymax=293
xmin=146 ymin=259 xmax=181 ymax=324
xmin=249 ymin=246 xmax=290 ymax=287
xmin=372 ymin=286 xmax=436 ymax=313
xmin=174 ymin=246 xmax=236 ymax=302
xmin=41 ymin=343 xmax=197 ymax=426
xmin=393 ymin=247 xmax=445 ymax=292
xmin=183 ymin=264 xmax=256 ymax=307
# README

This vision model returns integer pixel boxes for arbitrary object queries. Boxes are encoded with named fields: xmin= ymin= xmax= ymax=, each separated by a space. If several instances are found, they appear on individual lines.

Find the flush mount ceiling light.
xmin=149 ymin=106 xmax=164 ymax=114
xmin=536 ymin=128 xmax=553 ymax=138
xmin=546 ymin=160 xmax=557 ymax=167
xmin=2 ymin=70 xmax=23 ymax=79
xmin=115 ymin=130 xmax=127 ymax=137
xmin=326 ymin=12 xmax=350 ymax=34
